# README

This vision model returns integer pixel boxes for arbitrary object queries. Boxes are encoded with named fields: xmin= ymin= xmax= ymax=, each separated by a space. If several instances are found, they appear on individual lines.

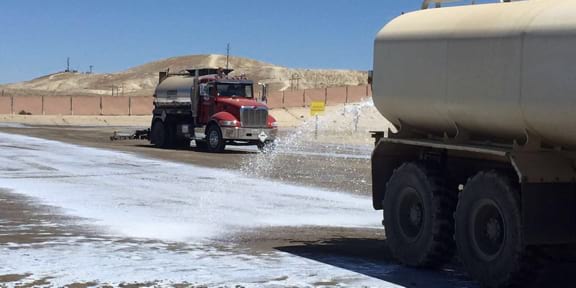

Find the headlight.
xmin=219 ymin=120 xmax=239 ymax=127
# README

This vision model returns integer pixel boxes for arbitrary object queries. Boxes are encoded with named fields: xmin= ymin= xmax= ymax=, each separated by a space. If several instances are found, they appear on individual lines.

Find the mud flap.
xmin=522 ymin=183 xmax=576 ymax=245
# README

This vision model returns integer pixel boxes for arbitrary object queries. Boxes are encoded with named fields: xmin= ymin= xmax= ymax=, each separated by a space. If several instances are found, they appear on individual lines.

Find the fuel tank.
xmin=373 ymin=0 xmax=576 ymax=147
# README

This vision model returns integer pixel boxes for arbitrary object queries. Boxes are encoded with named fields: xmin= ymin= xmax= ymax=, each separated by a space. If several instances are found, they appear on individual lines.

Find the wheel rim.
xmin=396 ymin=187 xmax=424 ymax=242
xmin=469 ymin=199 xmax=505 ymax=261
xmin=208 ymin=129 xmax=219 ymax=148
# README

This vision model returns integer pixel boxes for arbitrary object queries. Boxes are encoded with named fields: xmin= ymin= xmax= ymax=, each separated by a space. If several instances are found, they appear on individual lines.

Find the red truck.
xmin=149 ymin=68 xmax=277 ymax=152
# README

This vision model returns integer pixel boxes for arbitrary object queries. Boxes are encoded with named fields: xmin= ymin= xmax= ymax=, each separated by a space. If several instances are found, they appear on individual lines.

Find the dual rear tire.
xmin=384 ymin=163 xmax=536 ymax=288
xmin=151 ymin=120 xmax=226 ymax=153
xmin=383 ymin=163 xmax=456 ymax=267
xmin=150 ymin=120 xmax=171 ymax=148
xmin=455 ymin=172 xmax=537 ymax=288
xmin=150 ymin=120 xmax=189 ymax=149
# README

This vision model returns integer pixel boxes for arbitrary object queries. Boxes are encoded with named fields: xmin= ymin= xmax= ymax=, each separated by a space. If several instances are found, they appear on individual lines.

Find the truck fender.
xmin=372 ymin=140 xmax=421 ymax=210
xmin=267 ymin=115 xmax=277 ymax=127
xmin=210 ymin=111 xmax=238 ymax=123
xmin=151 ymin=110 xmax=167 ymax=124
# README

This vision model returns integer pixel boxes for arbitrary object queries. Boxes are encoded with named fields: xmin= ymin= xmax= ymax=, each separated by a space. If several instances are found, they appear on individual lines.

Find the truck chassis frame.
xmin=371 ymin=130 xmax=576 ymax=286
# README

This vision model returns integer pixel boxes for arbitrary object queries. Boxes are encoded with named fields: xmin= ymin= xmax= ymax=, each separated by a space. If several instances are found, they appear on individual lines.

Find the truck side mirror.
xmin=199 ymin=83 xmax=208 ymax=97
xmin=258 ymin=83 xmax=267 ymax=103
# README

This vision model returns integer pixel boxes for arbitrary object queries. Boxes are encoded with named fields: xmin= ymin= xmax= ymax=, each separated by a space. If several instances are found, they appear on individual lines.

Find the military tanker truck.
xmin=150 ymin=68 xmax=277 ymax=152
xmin=371 ymin=1 xmax=576 ymax=287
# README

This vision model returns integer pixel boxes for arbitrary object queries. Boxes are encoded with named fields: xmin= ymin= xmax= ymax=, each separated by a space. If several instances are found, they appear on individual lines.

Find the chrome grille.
xmin=240 ymin=106 xmax=268 ymax=128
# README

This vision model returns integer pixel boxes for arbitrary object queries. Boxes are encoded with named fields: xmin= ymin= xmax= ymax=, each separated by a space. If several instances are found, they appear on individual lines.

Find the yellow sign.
xmin=310 ymin=101 xmax=325 ymax=116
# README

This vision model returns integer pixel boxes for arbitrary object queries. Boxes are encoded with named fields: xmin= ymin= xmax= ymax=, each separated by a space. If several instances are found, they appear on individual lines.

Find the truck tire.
xmin=206 ymin=124 xmax=225 ymax=153
xmin=383 ymin=162 xmax=456 ymax=267
xmin=455 ymin=171 xmax=539 ymax=288
xmin=150 ymin=120 xmax=168 ymax=148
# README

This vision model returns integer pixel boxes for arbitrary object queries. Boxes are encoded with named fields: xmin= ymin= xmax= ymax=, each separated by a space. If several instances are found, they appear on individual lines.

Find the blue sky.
xmin=0 ymin=0 xmax=494 ymax=84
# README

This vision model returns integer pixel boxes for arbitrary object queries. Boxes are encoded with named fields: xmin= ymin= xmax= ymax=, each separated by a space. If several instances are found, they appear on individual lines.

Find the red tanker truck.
xmin=149 ymin=68 xmax=277 ymax=152
xmin=371 ymin=1 xmax=576 ymax=287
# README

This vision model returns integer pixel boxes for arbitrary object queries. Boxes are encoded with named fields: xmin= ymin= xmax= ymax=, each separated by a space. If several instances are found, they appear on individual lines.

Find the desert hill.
xmin=0 ymin=54 xmax=368 ymax=97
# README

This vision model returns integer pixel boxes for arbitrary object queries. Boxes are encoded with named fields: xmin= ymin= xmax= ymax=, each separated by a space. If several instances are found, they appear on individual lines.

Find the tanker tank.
xmin=373 ymin=0 xmax=576 ymax=147
xmin=369 ymin=1 xmax=576 ymax=287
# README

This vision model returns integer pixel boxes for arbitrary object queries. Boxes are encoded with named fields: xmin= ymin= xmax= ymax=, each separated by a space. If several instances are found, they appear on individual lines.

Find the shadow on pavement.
xmin=276 ymin=237 xmax=576 ymax=288
xmin=275 ymin=237 xmax=476 ymax=288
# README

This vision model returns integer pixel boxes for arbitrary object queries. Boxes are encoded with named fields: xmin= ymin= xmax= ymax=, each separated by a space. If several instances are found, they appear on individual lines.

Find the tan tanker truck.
xmin=371 ymin=0 xmax=576 ymax=287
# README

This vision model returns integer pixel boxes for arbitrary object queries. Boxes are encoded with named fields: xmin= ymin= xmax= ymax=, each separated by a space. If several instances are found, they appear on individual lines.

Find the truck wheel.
xmin=206 ymin=125 xmax=225 ymax=153
xmin=383 ymin=162 xmax=456 ymax=267
xmin=455 ymin=171 xmax=539 ymax=288
xmin=150 ymin=120 xmax=168 ymax=148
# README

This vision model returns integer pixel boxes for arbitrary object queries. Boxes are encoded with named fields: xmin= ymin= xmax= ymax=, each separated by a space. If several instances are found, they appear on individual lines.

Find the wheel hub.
xmin=209 ymin=130 xmax=219 ymax=147
xmin=471 ymin=199 xmax=505 ymax=261
xmin=486 ymin=217 xmax=502 ymax=242
xmin=397 ymin=187 xmax=424 ymax=242
xmin=409 ymin=204 xmax=423 ymax=227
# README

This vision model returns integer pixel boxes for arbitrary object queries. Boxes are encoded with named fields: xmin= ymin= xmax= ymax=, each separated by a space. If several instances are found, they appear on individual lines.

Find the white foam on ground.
xmin=0 ymin=237 xmax=402 ymax=287
xmin=0 ymin=122 xmax=30 ymax=128
xmin=0 ymin=132 xmax=380 ymax=242
xmin=0 ymin=132 xmax=404 ymax=287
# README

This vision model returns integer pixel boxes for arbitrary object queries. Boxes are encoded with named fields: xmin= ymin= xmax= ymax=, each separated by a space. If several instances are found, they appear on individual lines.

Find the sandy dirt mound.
xmin=0 ymin=54 xmax=368 ymax=97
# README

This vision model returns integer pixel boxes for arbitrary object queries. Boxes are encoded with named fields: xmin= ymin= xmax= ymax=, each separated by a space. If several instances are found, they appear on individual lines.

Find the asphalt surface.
xmin=0 ymin=125 xmax=371 ymax=194
xmin=0 ymin=125 xmax=574 ymax=287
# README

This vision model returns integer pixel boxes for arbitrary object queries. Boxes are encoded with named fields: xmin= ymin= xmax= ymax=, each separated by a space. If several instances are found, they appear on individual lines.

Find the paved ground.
xmin=0 ymin=124 xmax=573 ymax=287
xmin=0 ymin=125 xmax=372 ymax=194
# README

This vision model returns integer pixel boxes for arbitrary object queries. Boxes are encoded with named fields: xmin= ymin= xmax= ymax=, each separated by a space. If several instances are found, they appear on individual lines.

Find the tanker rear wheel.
xmin=150 ymin=120 xmax=168 ymax=148
xmin=383 ymin=162 xmax=456 ymax=267
xmin=455 ymin=171 xmax=540 ymax=288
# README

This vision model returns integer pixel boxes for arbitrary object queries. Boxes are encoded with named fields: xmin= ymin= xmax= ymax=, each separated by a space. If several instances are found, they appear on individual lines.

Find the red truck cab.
xmin=150 ymin=68 xmax=277 ymax=152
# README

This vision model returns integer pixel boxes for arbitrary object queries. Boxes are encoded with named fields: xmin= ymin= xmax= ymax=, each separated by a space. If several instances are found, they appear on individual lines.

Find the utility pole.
xmin=226 ymin=43 xmax=230 ymax=69
xmin=89 ymin=65 xmax=93 ymax=74
xmin=66 ymin=57 xmax=70 ymax=72
xmin=290 ymin=73 xmax=301 ymax=91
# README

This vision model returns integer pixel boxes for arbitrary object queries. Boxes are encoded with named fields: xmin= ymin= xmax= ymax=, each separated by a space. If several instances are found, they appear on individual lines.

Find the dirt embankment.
xmin=0 ymin=54 xmax=368 ymax=97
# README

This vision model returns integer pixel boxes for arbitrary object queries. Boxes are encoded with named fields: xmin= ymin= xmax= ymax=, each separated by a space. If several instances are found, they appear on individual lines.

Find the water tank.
xmin=154 ymin=76 xmax=194 ymax=106
xmin=373 ymin=0 xmax=576 ymax=147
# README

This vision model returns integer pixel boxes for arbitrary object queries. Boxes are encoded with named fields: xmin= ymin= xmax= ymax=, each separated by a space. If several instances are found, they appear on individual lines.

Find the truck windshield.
xmin=216 ymin=83 xmax=253 ymax=98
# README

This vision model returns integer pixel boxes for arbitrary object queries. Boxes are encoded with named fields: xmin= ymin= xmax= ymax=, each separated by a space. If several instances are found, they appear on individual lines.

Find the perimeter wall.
xmin=0 ymin=84 xmax=371 ymax=115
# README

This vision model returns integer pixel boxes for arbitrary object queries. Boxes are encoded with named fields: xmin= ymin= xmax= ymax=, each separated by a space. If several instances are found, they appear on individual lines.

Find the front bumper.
xmin=221 ymin=127 xmax=277 ymax=142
